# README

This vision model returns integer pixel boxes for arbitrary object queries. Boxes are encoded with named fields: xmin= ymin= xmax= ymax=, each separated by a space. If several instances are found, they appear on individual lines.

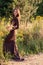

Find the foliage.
xmin=0 ymin=18 xmax=10 ymax=59
xmin=36 ymin=1 xmax=43 ymax=16
xmin=15 ymin=0 xmax=42 ymax=22
xmin=0 ymin=0 xmax=14 ymax=18
xmin=0 ymin=0 xmax=43 ymax=61
xmin=0 ymin=0 xmax=43 ymax=22
xmin=16 ymin=16 xmax=43 ymax=55
xmin=0 ymin=17 xmax=43 ymax=59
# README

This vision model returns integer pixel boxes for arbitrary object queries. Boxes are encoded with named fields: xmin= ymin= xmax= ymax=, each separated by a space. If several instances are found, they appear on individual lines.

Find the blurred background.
xmin=0 ymin=0 xmax=43 ymax=60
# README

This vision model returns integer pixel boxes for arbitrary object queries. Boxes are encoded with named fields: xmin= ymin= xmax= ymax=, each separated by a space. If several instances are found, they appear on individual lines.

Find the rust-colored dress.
xmin=3 ymin=17 xmax=20 ymax=59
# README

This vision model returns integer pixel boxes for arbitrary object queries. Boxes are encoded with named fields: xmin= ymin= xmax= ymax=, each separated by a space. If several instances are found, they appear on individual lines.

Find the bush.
xmin=0 ymin=16 xmax=43 ymax=58
xmin=16 ymin=16 xmax=43 ymax=55
xmin=0 ymin=18 xmax=9 ymax=60
xmin=16 ymin=29 xmax=43 ymax=55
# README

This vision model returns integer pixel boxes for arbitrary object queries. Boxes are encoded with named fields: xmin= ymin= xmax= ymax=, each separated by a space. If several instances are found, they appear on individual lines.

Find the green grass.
xmin=0 ymin=17 xmax=43 ymax=59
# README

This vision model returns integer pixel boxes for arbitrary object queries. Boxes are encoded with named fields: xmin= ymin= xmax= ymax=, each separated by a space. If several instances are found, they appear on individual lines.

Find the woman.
xmin=3 ymin=7 xmax=24 ymax=61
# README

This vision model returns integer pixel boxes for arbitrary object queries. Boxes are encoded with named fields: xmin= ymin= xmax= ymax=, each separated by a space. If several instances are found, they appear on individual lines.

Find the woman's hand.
xmin=6 ymin=25 xmax=13 ymax=31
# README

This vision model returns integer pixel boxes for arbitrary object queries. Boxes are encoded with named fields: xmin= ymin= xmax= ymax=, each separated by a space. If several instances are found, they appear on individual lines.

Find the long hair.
xmin=12 ymin=8 xmax=21 ymax=22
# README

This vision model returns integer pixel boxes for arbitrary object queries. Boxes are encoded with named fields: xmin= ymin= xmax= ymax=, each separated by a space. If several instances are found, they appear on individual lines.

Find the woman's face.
xmin=13 ymin=9 xmax=17 ymax=17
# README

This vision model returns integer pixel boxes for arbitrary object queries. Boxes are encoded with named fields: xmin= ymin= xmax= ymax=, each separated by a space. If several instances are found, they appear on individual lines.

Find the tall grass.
xmin=0 ymin=16 xmax=43 ymax=59
xmin=16 ymin=16 xmax=43 ymax=56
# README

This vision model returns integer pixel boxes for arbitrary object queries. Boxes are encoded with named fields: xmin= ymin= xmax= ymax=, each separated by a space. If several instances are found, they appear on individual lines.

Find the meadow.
xmin=0 ymin=16 xmax=43 ymax=59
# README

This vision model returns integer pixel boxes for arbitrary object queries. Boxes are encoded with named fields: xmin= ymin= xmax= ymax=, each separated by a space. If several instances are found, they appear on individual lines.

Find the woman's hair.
xmin=13 ymin=8 xmax=19 ymax=17
xmin=12 ymin=7 xmax=21 ymax=22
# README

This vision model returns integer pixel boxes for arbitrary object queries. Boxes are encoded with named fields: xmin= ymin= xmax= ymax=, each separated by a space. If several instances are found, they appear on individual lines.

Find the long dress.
xmin=3 ymin=17 xmax=20 ymax=59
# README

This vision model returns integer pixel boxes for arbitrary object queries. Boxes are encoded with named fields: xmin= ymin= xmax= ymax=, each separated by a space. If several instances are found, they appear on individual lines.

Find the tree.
xmin=14 ymin=0 xmax=42 ymax=22
xmin=36 ymin=0 xmax=43 ymax=16
xmin=0 ymin=0 xmax=42 ymax=22
xmin=0 ymin=0 xmax=14 ymax=18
